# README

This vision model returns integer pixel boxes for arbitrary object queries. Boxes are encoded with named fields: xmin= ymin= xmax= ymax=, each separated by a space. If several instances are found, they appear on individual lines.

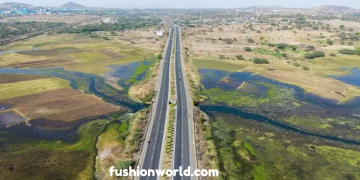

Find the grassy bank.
xmin=96 ymin=109 xmax=150 ymax=180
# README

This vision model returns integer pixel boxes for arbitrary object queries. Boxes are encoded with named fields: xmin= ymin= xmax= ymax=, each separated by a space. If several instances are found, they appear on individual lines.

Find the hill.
xmin=0 ymin=2 xmax=33 ymax=9
xmin=60 ymin=2 xmax=87 ymax=9
xmin=243 ymin=5 xmax=285 ymax=10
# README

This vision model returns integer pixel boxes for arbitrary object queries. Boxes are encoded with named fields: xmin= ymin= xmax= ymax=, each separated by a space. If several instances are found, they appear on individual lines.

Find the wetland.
xmin=195 ymin=67 xmax=360 ymax=179
xmin=0 ymin=32 xmax=162 ymax=179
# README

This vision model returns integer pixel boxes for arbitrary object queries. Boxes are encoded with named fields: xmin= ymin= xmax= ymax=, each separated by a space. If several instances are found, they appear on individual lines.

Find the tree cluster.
xmin=304 ymin=51 xmax=325 ymax=59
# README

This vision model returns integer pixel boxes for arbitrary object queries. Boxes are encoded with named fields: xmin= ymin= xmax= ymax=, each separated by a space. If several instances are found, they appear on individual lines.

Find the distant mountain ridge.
xmin=60 ymin=2 xmax=87 ymax=9
xmin=0 ymin=2 xmax=358 ymax=11
xmin=242 ymin=5 xmax=286 ymax=10
xmin=0 ymin=2 xmax=33 ymax=8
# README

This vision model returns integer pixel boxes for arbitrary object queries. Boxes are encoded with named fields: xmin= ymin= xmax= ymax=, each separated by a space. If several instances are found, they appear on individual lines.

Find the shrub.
xmin=329 ymin=53 xmax=336 ymax=57
xmin=219 ymin=55 xmax=226 ymax=59
xmin=243 ymin=47 xmax=252 ymax=51
xmin=304 ymin=51 xmax=325 ymax=59
xmin=326 ymin=39 xmax=334 ymax=45
xmin=247 ymin=39 xmax=255 ymax=43
xmin=294 ymin=63 xmax=301 ymax=67
xmin=303 ymin=66 xmax=310 ymax=70
xmin=276 ymin=43 xmax=287 ymax=49
xmin=117 ymin=160 xmax=135 ymax=170
xmin=223 ymin=38 xmax=234 ymax=44
xmin=253 ymin=58 xmax=269 ymax=64
xmin=291 ymin=46 xmax=297 ymax=51
xmin=235 ymin=55 xmax=244 ymax=60
xmin=339 ymin=49 xmax=356 ymax=55
xmin=306 ymin=45 xmax=316 ymax=51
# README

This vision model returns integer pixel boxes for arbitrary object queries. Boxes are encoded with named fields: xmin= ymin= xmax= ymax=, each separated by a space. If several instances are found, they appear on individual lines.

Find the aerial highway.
xmin=173 ymin=25 xmax=195 ymax=180
xmin=139 ymin=19 xmax=174 ymax=180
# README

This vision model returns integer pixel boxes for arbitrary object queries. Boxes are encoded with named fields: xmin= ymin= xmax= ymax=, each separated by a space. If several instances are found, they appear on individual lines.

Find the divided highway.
xmin=139 ymin=19 xmax=174 ymax=180
xmin=173 ymin=26 xmax=195 ymax=180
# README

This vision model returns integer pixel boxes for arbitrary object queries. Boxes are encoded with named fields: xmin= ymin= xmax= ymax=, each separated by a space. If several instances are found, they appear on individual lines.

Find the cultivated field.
xmin=0 ymin=32 xmax=161 ymax=75
xmin=0 ymin=88 xmax=121 ymax=122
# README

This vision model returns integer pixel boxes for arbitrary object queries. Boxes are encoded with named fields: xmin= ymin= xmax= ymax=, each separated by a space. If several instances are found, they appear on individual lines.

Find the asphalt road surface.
xmin=174 ymin=26 xmax=191 ymax=180
xmin=139 ymin=20 xmax=174 ymax=180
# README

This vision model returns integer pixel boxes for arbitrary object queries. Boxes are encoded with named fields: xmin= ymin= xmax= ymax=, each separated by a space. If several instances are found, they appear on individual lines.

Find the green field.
xmin=193 ymin=59 xmax=246 ymax=71
xmin=70 ymin=52 xmax=111 ymax=63
xmin=0 ymin=78 xmax=70 ymax=100
xmin=0 ymin=34 xmax=156 ymax=75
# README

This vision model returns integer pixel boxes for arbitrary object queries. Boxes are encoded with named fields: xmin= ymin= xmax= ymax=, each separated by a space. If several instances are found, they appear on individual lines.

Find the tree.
xmin=339 ymin=25 xmax=345 ymax=30
xmin=235 ymin=55 xmax=244 ymax=60
xmin=243 ymin=47 xmax=252 ymax=51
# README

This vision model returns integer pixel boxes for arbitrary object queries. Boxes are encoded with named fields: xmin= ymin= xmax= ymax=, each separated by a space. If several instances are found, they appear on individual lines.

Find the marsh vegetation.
xmin=181 ymin=12 xmax=360 ymax=179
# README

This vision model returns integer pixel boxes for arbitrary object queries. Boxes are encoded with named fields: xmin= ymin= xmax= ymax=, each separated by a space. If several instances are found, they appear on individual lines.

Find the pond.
xmin=0 ymin=111 xmax=26 ymax=127
xmin=0 ymin=47 xmax=39 ymax=55
xmin=199 ymin=68 xmax=229 ymax=89
xmin=330 ymin=68 xmax=360 ymax=87
xmin=199 ymin=68 xmax=360 ymax=109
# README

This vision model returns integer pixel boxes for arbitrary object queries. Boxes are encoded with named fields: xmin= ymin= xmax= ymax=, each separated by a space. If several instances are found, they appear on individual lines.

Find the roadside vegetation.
xmin=96 ymin=109 xmax=150 ymax=180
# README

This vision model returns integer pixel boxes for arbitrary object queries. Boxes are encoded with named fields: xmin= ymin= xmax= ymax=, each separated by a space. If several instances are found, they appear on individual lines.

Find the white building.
xmin=156 ymin=30 xmax=163 ymax=36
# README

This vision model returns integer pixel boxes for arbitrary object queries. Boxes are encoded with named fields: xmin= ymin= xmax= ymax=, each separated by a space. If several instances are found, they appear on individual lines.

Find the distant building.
xmin=156 ymin=30 xmax=163 ymax=36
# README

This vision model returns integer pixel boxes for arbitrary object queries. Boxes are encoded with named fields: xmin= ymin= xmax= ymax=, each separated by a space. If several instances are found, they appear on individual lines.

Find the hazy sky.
xmin=1 ymin=0 xmax=359 ymax=8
